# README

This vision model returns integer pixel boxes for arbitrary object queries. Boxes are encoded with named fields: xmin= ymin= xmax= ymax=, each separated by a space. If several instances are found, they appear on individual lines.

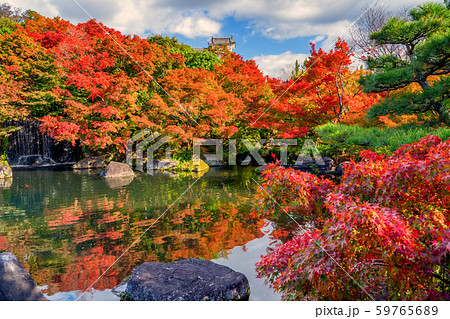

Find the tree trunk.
xmin=437 ymin=101 xmax=450 ymax=126
xmin=417 ymin=78 xmax=450 ymax=125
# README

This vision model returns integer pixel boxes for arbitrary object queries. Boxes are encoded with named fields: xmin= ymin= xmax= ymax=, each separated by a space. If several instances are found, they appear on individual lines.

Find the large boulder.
xmin=73 ymin=156 xmax=106 ymax=169
xmin=0 ymin=162 xmax=12 ymax=179
xmin=0 ymin=252 xmax=48 ymax=301
xmin=113 ymin=258 xmax=250 ymax=301
xmin=100 ymin=162 xmax=135 ymax=178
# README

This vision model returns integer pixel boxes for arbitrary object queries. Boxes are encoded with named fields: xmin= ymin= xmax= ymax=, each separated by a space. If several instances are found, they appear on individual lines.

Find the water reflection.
xmin=0 ymin=178 xmax=12 ymax=189
xmin=0 ymin=167 xmax=281 ymax=300
xmin=103 ymin=176 xmax=134 ymax=189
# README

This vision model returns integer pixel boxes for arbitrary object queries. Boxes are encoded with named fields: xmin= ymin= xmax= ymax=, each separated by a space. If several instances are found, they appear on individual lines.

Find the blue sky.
xmin=175 ymin=16 xmax=314 ymax=58
xmin=9 ymin=0 xmax=432 ymax=77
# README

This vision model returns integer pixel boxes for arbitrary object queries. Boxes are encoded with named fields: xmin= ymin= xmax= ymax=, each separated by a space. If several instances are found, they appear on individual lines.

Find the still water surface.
xmin=0 ymin=166 xmax=283 ymax=301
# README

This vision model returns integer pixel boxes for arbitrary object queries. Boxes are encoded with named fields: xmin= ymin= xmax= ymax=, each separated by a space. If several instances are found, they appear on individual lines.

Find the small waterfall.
xmin=5 ymin=120 xmax=77 ymax=167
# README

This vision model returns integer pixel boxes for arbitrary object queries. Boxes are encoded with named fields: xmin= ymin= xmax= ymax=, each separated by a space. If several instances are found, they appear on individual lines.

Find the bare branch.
xmin=347 ymin=2 xmax=410 ymax=63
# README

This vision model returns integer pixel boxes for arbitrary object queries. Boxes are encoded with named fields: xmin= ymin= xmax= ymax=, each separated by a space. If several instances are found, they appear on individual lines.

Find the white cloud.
xmin=253 ymin=51 xmax=309 ymax=79
xmin=7 ymin=0 xmax=60 ymax=17
xmin=7 ymin=0 xmax=221 ymax=39
xmin=6 ymin=0 xmax=430 ymax=41
xmin=311 ymin=34 xmax=326 ymax=44
xmin=172 ymin=15 xmax=221 ymax=38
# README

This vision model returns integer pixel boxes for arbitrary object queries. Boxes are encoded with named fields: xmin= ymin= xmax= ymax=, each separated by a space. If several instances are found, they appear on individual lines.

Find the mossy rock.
xmin=0 ymin=162 xmax=12 ymax=179
xmin=192 ymin=159 xmax=209 ymax=172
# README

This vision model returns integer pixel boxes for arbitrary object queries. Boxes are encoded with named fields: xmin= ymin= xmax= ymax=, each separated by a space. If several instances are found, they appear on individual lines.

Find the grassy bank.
xmin=315 ymin=123 xmax=450 ymax=162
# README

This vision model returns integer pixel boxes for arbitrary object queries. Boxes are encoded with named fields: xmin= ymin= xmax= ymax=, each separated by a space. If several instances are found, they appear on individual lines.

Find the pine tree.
xmin=360 ymin=2 xmax=450 ymax=124
xmin=291 ymin=59 xmax=301 ymax=78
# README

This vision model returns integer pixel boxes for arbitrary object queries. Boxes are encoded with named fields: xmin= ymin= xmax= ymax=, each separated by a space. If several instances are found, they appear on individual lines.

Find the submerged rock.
xmin=0 ymin=252 xmax=48 ymax=301
xmin=73 ymin=156 xmax=106 ymax=169
xmin=100 ymin=162 xmax=135 ymax=178
xmin=114 ymin=258 xmax=250 ymax=301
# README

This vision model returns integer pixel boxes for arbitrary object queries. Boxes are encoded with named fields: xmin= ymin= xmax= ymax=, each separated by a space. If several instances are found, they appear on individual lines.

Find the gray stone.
xmin=257 ymin=157 xmax=335 ymax=174
xmin=147 ymin=159 xmax=178 ymax=170
xmin=0 ymin=162 xmax=12 ymax=179
xmin=73 ymin=156 xmax=106 ymax=169
xmin=201 ymin=154 xmax=224 ymax=167
xmin=111 ymin=280 xmax=127 ymax=297
xmin=0 ymin=252 xmax=48 ymax=301
xmin=100 ymin=162 xmax=135 ymax=178
xmin=291 ymin=157 xmax=334 ymax=173
xmin=114 ymin=258 xmax=250 ymax=301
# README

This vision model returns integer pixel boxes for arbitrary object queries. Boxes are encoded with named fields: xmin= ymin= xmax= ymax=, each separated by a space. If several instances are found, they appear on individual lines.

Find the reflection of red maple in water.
xmin=0 ymin=236 xmax=7 ymax=251
xmin=149 ymin=206 xmax=264 ymax=261
xmin=46 ymin=199 xmax=83 ymax=230
xmin=15 ymin=193 xmax=266 ymax=295
xmin=46 ymin=247 xmax=119 ymax=294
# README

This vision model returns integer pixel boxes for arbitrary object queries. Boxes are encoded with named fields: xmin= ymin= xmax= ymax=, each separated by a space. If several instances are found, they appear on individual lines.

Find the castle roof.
xmin=209 ymin=36 xmax=235 ymax=45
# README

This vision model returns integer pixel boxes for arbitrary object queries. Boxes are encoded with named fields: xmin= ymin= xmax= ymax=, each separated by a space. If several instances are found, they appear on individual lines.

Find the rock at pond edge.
xmin=73 ymin=156 xmax=106 ymax=169
xmin=201 ymin=154 xmax=224 ymax=167
xmin=192 ymin=159 xmax=209 ymax=172
xmin=100 ymin=161 xmax=135 ymax=178
xmin=147 ymin=159 xmax=178 ymax=170
xmin=0 ymin=252 xmax=48 ymax=301
xmin=0 ymin=162 xmax=12 ymax=179
xmin=114 ymin=258 xmax=250 ymax=301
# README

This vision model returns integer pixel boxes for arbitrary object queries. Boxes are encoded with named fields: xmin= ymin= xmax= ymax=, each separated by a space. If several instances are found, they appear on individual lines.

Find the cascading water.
xmin=5 ymin=120 xmax=77 ymax=167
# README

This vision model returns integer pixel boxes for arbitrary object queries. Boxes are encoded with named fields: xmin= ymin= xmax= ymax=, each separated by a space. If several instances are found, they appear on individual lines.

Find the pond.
xmin=0 ymin=166 xmax=284 ymax=301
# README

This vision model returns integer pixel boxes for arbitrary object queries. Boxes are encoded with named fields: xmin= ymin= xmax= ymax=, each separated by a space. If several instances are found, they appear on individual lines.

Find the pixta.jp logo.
xmin=126 ymin=130 xmax=325 ymax=174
